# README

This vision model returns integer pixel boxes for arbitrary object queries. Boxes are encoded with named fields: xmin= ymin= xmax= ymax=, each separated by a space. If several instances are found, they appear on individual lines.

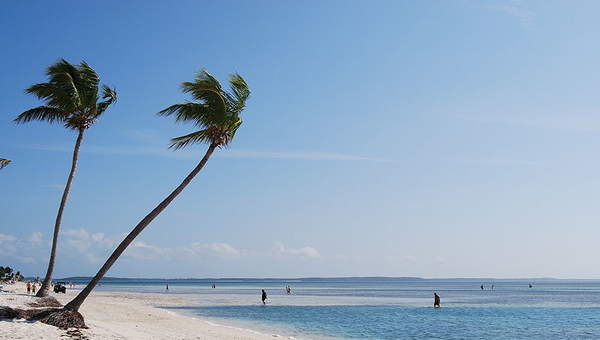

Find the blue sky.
xmin=2 ymin=0 xmax=600 ymax=279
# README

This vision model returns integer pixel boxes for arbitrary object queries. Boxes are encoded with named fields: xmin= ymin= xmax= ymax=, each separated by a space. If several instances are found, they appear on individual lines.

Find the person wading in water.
xmin=434 ymin=292 xmax=441 ymax=308
xmin=261 ymin=289 xmax=268 ymax=305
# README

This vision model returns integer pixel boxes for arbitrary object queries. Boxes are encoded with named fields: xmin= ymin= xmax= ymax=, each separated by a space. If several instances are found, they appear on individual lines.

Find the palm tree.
xmin=0 ymin=159 xmax=10 ymax=169
xmin=15 ymin=59 xmax=117 ymax=297
xmin=61 ymin=70 xmax=249 ymax=315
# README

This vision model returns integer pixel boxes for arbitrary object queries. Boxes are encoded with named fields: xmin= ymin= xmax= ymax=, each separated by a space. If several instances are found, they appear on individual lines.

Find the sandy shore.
xmin=0 ymin=282 xmax=287 ymax=339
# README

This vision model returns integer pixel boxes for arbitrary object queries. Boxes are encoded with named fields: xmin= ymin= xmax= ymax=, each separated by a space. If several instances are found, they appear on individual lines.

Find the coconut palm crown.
xmin=15 ymin=59 xmax=117 ymax=130
xmin=0 ymin=159 xmax=10 ymax=170
xmin=14 ymin=59 xmax=116 ymax=298
xmin=158 ymin=69 xmax=249 ymax=149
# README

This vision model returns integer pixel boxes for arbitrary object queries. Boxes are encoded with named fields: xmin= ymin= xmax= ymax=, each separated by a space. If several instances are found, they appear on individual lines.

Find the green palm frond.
xmin=226 ymin=73 xmax=250 ymax=113
xmin=96 ymin=85 xmax=117 ymax=115
xmin=15 ymin=106 xmax=70 ymax=124
xmin=0 ymin=159 xmax=10 ymax=170
xmin=181 ymin=70 xmax=227 ymax=115
xmin=158 ymin=102 xmax=217 ymax=127
xmin=160 ymin=69 xmax=250 ymax=149
xmin=169 ymin=129 xmax=216 ymax=150
xmin=77 ymin=61 xmax=100 ymax=108
xmin=26 ymin=83 xmax=77 ymax=112
xmin=16 ymin=59 xmax=117 ymax=130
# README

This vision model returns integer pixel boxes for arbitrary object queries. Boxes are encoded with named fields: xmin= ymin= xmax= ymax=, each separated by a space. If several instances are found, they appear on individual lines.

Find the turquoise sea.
xmin=68 ymin=278 xmax=600 ymax=339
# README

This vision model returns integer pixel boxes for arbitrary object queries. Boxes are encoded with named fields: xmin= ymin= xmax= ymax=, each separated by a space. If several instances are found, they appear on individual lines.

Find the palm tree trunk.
xmin=64 ymin=143 xmax=218 ymax=311
xmin=36 ymin=129 xmax=85 ymax=297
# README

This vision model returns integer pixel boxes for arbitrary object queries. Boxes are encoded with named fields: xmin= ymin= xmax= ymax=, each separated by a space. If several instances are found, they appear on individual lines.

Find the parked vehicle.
xmin=53 ymin=282 xmax=66 ymax=293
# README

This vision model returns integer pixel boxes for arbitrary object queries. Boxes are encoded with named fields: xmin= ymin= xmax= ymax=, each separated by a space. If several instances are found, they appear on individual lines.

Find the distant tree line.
xmin=0 ymin=266 xmax=24 ymax=282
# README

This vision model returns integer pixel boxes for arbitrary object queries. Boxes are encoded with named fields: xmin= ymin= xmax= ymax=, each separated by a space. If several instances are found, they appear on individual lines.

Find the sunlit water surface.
xmin=69 ymin=278 xmax=600 ymax=339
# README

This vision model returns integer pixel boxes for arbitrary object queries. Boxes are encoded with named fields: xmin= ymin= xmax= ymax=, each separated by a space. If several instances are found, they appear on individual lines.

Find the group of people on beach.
xmin=25 ymin=282 xmax=37 ymax=294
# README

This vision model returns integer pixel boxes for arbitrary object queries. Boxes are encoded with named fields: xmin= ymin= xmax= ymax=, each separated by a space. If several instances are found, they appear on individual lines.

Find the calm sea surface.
xmin=68 ymin=278 xmax=600 ymax=339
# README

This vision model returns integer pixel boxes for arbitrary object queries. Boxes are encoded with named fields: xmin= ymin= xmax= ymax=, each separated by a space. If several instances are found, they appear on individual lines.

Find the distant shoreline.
xmin=57 ymin=276 xmax=598 ymax=282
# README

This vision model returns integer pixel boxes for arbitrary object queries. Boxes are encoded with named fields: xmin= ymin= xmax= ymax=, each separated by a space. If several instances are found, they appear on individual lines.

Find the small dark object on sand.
xmin=28 ymin=296 xmax=63 ymax=308
xmin=0 ymin=306 xmax=19 ymax=319
xmin=38 ymin=309 xmax=87 ymax=329
xmin=1 ymin=307 xmax=87 ymax=329
xmin=54 ymin=282 xmax=67 ymax=293
xmin=65 ymin=328 xmax=90 ymax=340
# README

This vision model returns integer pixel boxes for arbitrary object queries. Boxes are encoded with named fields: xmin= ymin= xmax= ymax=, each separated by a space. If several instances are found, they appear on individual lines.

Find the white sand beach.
xmin=0 ymin=282 xmax=285 ymax=339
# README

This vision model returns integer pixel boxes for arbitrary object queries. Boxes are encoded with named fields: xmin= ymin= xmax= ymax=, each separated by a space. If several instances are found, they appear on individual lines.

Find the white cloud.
xmin=191 ymin=242 xmax=241 ymax=258
xmin=123 ymin=240 xmax=242 ymax=261
xmin=40 ymin=184 xmax=64 ymax=190
xmin=489 ymin=2 xmax=535 ymax=28
xmin=0 ymin=233 xmax=38 ymax=264
xmin=274 ymin=242 xmax=320 ymax=258
xmin=0 ymin=234 xmax=17 ymax=243
xmin=398 ymin=255 xmax=417 ymax=264
xmin=27 ymin=232 xmax=43 ymax=245
xmin=126 ymin=241 xmax=165 ymax=260
xmin=219 ymin=150 xmax=388 ymax=162
xmin=25 ymin=144 xmax=387 ymax=162
xmin=21 ymin=257 xmax=37 ymax=264
xmin=0 ymin=234 xmax=18 ymax=255
xmin=63 ymin=228 xmax=115 ymax=253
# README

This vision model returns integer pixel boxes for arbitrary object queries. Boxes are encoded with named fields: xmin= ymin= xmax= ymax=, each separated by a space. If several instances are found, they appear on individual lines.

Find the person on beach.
xmin=261 ymin=289 xmax=267 ymax=305
xmin=434 ymin=292 xmax=441 ymax=308
xmin=32 ymin=283 xmax=36 ymax=294
xmin=166 ymin=284 xmax=169 ymax=291
xmin=26 ymin=282 xmax=31 ymax=294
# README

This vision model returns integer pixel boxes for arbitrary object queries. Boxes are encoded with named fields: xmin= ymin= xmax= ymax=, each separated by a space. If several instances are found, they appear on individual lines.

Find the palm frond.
xmin=228 ymin=73 xmax=250 ymax=107
xmin=225 ymin=117 xmax=243 ymax=143
xmin=158 ymin=102 xmax=217 ymax=127
xmin=181 ymin=70 xmax=226 ymax=114
xmin=26 ymin=83 xmax=77 ymax=112
xmin=96 ymin=85 xmax=117 ymax=115
xmin=14 ymin=106 xmax=69 ymax=124
xmin=48 ymin=65 xmax=82 ymax=110
xmin=169 ymin=129 xmax=215 ymax=150
xmin=0 ymin=159 xmax=10 ymax=170
xmin=77 ymin=61 xmax=100 ymax=109
xmin=160 ymin=69 xmax=250 ymax=149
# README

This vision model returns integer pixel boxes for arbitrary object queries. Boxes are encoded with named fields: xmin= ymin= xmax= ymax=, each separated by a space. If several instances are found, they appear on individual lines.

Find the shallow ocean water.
xmin=73 ymin=278 xmax=600 ymax=339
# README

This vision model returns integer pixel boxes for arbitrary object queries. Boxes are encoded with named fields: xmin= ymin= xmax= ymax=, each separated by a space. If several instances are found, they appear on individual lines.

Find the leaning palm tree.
xmin=58 ymin=70 xmax=249 ymax=322
xmin=0 ymin=159 xmax=10 ymax=170
xmin=15 ymin=59 xmax=117 ymax=297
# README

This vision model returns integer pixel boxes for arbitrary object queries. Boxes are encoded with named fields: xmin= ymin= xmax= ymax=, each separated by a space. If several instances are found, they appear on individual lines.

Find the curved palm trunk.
xmin=64 ymin=143 xmax=218 ymax=311
xmin=36 ymin=129 xmax=85 ymax=297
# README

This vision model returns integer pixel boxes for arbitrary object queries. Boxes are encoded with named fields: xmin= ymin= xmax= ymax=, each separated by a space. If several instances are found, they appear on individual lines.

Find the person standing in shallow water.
xmin=261 ymin=289 xmax=267 ymax=305
xmin=434 ymin=292 xmax=441 ymax=308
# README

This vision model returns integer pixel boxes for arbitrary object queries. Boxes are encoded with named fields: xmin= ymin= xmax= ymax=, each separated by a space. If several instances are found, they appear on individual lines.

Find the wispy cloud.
xmin=219 ymin=150 xmax=387 ymax=162
xmin=40 ymin=184 xmax=64 ymax=190
xmin=456 ymin=112 xmax=600 ymax=133
xmin=25 ymin=144 xmax=387 ymax=162
xmin=488 ymin=1 xmax=535 ymax=28
xmin=58 ymin=228 xmax=244 ymax=263
xmin=274 ymin=242 xmax=320 ymax=259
